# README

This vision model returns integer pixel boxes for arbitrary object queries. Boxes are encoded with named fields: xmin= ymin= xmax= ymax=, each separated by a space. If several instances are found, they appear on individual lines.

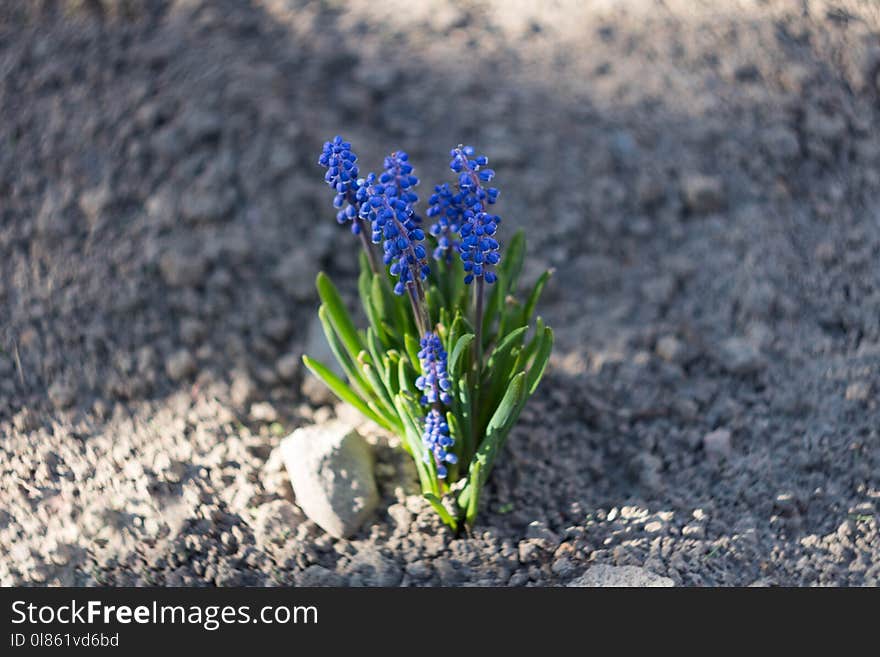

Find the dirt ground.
xmin=1 ymin=0 xmax=879 ymax=586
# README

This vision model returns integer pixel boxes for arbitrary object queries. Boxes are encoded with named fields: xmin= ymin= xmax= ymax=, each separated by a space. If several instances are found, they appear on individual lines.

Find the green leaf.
xmin=398 ymin=355 xmax=414 ymax=393
xmin=521 ymin=269 xmax=553 ymax=326
xmin=464 ymin=460 xmax=482 ymax=526
xmin=424 ymin=493 xmax=458 ymax=530
xmin=393 ymin=394 xmax=439 ymax=495
xmin=404 ymin=332 xmax=421 ymax=373
xmin=316 ymin=272 xmax=364 ymax=362
xmin=302 ymin=356 xmax=390 ymax=430
xmin=360 ymin=268 xmax=387 ymax=344
xmin=448 ymin=333 xmax=475 ymax=380
xmin=520 ymin=316 xmax=546 ymax=365
xmin=487 ymin=325 xmax=527 ymax=372
xmin=460 ymin=371 xmax=527 ymax=525
xmin=525 ymin=326 xmax=554 ymax=395
xmin=360 ymin=360 xmax=398 ymax=426
xmin=318 ymin=305 xmax=370 ymax=394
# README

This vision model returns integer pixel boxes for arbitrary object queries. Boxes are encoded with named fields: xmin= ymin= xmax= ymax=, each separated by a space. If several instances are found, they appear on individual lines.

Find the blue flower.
xmin=422 ymin=409 xmax=457 ymax=479
xmin=415 ymin=332 xmax=452 ymax=405
xmin=426 ymin=183 xmax=464 ymax=262
xmin=380 ymin=151 xmax=421 ymax=224
xmin=428 ymin=145 xmax=501 ymax=282
xmin=318 ymin=136 xmax=363 ymax=234
xmin=360 ymin=178 xmax=430 ymax=295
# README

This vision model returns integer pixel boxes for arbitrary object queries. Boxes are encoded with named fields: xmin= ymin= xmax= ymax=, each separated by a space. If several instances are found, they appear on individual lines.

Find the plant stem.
xmin=406 ymin=281 xmax=429 ymax=337
xmin=474 ymin=276 xmax=484 ymax=368
xmin=356 ymin=218 xmax=381 ymax=275
xmin=470 ymin=275 xmax=485 ymax=463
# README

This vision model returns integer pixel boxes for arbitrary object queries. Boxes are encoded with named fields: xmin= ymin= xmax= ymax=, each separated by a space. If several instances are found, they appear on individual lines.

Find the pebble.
xmin=249 ymin=401 xmax=278 ymax=423
xmin=717 ymin=337 xmax=765 ymax=375
xmin=158 ymin=250 xmax=207 ymax=288
xmin=656 ymin=335 xmax=685 ymax=363
xmin=276 ymin=353 xmax=301 ymax=382
xmin=845 ymin=381 xmax=871 ymax=402
xmin=681 ymin=174 xmax=725 ymax=214
xmin=703 ymin=428 xmax=732 ymax=459
xmin=165 ymin=349 xmax=196 ymax=381
xmin=48 ymin=381 xmax=76 ymax=409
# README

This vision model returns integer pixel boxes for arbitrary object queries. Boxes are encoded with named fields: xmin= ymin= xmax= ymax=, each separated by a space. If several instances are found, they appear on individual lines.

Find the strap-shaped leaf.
xmin=302 ymin=356 xmax=390 ymax=430
xmin=462 ymin=371 xmax=526 ymax=511
xmin=404 ymin=332 xmax=421 ymax=373
xmin=316 ymin=272 xmax=365 ymax=362
xmin=365 ymin=327 xmax=390 ymax=389
xmin=360 ymin=268 xmax=387 ymax=344
xmin=393 ymin=394 xmax=439 ymax=496
xmin=487 ymin=325 xmax=527 ymax=372
xmin=397 ymin=355 xmax=414 ymax=393
xmin=360 ymin=361 xmax=398 ymax=429
xmin=520 ymin=316 xmax=546 ymax=365
xmin=525 ymin=326 xmax=554 ymax=395
xmin=424 ymin=493 xmax=458 ymax=531
xmin=318 ymin=305 xmax=370 ymax=394
xmin=521 ymin=269 xmax=553 ymax=327
xmin=448 ymin=333 xmax=475 ymax=381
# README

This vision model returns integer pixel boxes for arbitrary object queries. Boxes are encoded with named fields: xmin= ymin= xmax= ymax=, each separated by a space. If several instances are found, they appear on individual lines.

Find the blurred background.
xmin=1 ymin=0 xmax=878 ymax=586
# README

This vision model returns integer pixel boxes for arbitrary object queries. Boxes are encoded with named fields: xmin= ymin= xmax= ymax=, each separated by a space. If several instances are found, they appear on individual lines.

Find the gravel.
xmin=1 ymin=0 xmax=879 ymax=587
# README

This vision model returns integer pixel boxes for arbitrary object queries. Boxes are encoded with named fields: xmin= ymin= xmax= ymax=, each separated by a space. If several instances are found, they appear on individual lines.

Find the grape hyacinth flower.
xmin=426 ymin=182 xmax=464 ymax=263
xmin=422 ymin=409 xmax=457 ymax=479
xmin=380 ymin=151 xmax=421 ymax=224
xmin=317 ymin=136 xmax=381 ymax=273
xmin=415 ymin=332 xmax=452 ymax=405
xmin=317 ymin=136 xmax=361 ymax=233
xmin=450 ymin=146 xmax=501 ymax=285
xmin=361 ymin=180 xmax=430 ymax=296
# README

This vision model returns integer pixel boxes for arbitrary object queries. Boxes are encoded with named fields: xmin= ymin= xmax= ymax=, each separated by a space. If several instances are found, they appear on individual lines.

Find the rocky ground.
xmin=1 ymin=0 xmax=879 ymax=586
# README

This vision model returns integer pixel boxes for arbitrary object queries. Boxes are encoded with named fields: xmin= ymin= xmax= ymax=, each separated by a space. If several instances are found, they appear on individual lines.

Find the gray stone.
xmin=656 ymin=335 xmax=685 ymax=363
xmin=681 ymin=174 xmax=725 ymax=214
xmin=158 ymin=250 xmax=207 ymax=288
xmin=48 ymin=381 xmax=76 ymax=409
xmin=280 ymin=421 xmax=378 ymax=539
xmin=276 ymin=353 xmax=301 ymax=382
xmin=568 ymin=565 xmax=674 ymax=587
xmin=165 ymin=349 xmax=196 ymax=381
xmin=703 ymin=428 xmax=732 ymax=459
xmin=717 ymin=337 xmax=765 ymax=374
xmin=845 ymin=381 xmax=871 ymax=402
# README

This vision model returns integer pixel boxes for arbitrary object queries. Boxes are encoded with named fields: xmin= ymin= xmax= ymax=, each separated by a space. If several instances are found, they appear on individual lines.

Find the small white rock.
xmin=280 ymin=421 xmax=378 ymax=538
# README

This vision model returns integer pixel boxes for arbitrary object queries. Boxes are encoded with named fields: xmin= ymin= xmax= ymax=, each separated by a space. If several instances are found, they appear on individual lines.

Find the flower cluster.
xmin=428 ymin=146 xmax=501 ymax=283
xmin=361 ymin=179 xmax=429 ymax=296
xmin=416 ymin=332 xmax=455 ymax=477
xmin=317 ymin=136 xmax=363 ymax=233
xmin=415 ymin=332 xmax=452 ymax=405
xmin=380 ymin=151 xmax=421 ymax=222
xmin=426 ymin=183 xmax=464 ymax=262
xmin=311 ymin=135 xmax=555 ymax=530
xmin=422 ymin=409 xmax=457 ymax=479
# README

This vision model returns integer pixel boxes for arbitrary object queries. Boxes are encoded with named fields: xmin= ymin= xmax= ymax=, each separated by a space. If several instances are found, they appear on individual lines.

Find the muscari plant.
xmin=305 ymin=136 xmax=553 ymax=531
